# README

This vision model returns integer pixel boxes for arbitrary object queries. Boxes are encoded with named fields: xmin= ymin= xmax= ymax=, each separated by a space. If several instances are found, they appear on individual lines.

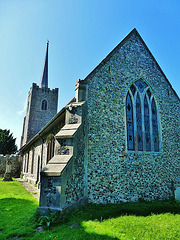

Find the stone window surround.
xmin=25 ymin=151 xmax=30 ymax=173
xmin=125 ymin=79 xmax=161 ymax=153
xmin=41 ymin=99 xmax=47 ymax=110
xmin=46 ymin=136 xmax=55 ymax=164
xmin=31 ymin=148 xmax=35 ymax=174
xmin=23 ymin=154 xmax=26 ymax=173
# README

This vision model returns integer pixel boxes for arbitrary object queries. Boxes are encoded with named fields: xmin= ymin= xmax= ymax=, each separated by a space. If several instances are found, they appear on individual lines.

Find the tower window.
xmin=126 ymin=80 xmax=159 ymax=152
xmin=42 ymin=100 xmax=47 ymax=110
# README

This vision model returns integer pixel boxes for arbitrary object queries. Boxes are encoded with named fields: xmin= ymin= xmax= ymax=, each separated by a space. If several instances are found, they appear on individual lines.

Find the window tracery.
xmin=136 ymin=93 xmax=143 ymax=151
xmin=126 ymin=80 xmax=159 ymax=152
xmin=144 ymin=95 xmax=151 ymax=151
xmin=126 ymin=93 xmax=134 ymax=150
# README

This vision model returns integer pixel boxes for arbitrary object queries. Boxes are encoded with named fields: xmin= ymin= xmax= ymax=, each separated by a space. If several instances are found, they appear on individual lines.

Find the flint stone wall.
xmin=21 ymin=83 xmax=58 ymax=146
xmin=0 ymin=155 xmax=21 ymax=178
xmin=86 ymin=32 xmax=180 ymax=203
xmin=62 ymin=103 xmax=88 ymax=207
xmin=64 ymin=127 xmax=85 ymax=205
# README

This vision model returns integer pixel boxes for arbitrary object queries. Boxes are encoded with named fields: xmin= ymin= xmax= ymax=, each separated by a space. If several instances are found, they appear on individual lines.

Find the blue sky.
xmin=0 ymin=0 xmax=179 ymax=148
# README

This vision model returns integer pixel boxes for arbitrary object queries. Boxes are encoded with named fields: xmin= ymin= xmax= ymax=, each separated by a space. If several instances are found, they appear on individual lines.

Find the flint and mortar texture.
xmin=63 ymin=103 xmax=87 ymax=206
xmin=86 ymin=33 xmax=180 ymax=203
xmin=21 ymin=83 xmax=58 ymax=147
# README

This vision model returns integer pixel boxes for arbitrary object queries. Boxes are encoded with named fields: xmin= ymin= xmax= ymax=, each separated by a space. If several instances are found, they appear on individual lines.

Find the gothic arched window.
xmin=42 ymin=100 xmax=47 ymax=110
xmin=126 ymin=80 xmax=159 ymax=152
xmin=46 ymin=134 xmax=55 ymax=163
xmin=126 ymin=93 xmax=134 ymax=150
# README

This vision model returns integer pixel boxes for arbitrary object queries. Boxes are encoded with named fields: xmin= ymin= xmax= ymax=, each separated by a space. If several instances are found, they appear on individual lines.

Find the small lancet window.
xmin=42 ymin=100 xmax=47 ymax=110
xmin=126 ymin=80 xmax=160 ymax=152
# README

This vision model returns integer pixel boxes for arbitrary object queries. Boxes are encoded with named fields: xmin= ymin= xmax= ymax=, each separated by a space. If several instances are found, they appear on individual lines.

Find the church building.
xmin=19 ymin=29 xmax=180 ymax=214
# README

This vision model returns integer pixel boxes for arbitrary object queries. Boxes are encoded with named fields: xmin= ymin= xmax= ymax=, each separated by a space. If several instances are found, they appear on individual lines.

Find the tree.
xmin=0 ymin=129 xmax=17 ymax=155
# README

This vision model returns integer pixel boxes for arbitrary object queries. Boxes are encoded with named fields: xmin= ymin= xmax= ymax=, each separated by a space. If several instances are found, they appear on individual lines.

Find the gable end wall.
xmin=86 ymin=34 xmax=180 ymax=203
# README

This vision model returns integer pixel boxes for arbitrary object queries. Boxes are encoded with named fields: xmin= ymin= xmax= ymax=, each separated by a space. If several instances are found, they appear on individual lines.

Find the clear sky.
xmin=0 ymin=0 xmax=180 ymax=148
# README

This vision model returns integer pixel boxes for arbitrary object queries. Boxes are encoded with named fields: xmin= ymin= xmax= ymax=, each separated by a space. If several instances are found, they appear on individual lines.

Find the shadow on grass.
xmin=70 ymin=200 xmax=180 ymax=240
xmin=0 ymin=198 xmax=38 ymax=217
xmin=69 ymin=200 xmax=180 ymax=222
xmin=36 ymin=200 xmax=180 ymax=240
xmin=0 ymin=198 xmax=179 ymax=240
xmin=0 ymin=198 xmax=38 ymax=239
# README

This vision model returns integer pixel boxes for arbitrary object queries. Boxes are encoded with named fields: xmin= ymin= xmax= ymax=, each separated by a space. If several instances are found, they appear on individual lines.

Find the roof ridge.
xmin=83 ymin=28 xmax=138 ymax=83
xmin=82 ymin=28 xmax=180 ymax=101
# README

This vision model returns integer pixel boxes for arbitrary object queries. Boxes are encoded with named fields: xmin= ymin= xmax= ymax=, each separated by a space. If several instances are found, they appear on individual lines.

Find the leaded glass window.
xmin=130 ymin=85 xmax=136 ymax=96
xmin=126 ymin=80 xmax=159 ymax=152
xmin=136 ymin=94 xmax=143 ymax=151
xmin=126 ymin=93 xmax=134 ymax=150
xmin=152 ymin=98 xmax=159 ymax=152
xmin=135 ymin=80 xmax=147 ymax=93
xmin=144 ymin=95 xmax=151 ymax=151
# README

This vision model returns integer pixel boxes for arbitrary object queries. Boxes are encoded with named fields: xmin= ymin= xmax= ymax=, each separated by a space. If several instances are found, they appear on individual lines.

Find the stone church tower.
xmin=21 ymin=42 xmax=58 ymax=147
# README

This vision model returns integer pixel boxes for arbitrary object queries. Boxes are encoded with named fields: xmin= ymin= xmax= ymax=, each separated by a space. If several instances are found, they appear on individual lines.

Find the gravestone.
xmin=175 ymin=187 xmax=180 ymax=201
xmin=3 ymin=157 xmax=13 ymax=181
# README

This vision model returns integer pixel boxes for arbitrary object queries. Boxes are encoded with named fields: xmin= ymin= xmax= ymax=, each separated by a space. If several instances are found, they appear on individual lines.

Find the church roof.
xmin=39 ymin=41 xmax=49 ymax=88
xmin=82 ymin=28 xmax=140 ymax=83
xmin=82 ymin=28 xmax=179 ymax=101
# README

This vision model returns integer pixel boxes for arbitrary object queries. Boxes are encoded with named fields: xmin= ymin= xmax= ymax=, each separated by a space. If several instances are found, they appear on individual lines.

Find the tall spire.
xmin=39 ymin=41 xmax=49 ymax=88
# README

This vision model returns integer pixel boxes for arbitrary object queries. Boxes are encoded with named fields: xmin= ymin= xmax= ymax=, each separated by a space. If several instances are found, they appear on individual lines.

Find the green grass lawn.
xmin=0 ymin=178 xmax=180 ymax=240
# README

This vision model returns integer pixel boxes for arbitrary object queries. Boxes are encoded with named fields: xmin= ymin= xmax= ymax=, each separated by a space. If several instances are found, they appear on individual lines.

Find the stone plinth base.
xmin=37 ymin=206 xmax=61 ymax=215
xmin=3 ymin=172 xmax=13 ymax=181
xmin=37 ymin=197 xmax=88 ymax=215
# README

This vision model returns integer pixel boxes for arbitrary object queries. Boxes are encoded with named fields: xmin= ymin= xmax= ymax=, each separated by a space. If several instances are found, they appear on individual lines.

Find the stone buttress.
xmin=38 ymin=100 xmax=87 ymax=214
